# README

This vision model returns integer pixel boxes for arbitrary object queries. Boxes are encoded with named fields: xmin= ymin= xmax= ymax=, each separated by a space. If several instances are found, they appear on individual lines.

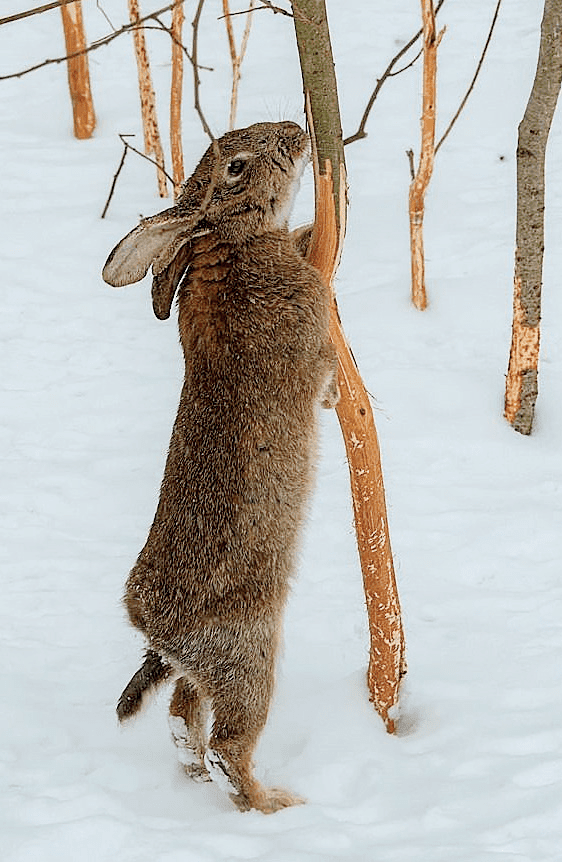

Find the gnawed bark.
xmin=292 ymin=0 xmax=406 ymax=732
xmin=60 ymin=0 xmax=95 ymax=139
xmin=128 ymin=0 xmax=168 ymax=197
xmin=222 ymin=0 xmax=255 ymax=130
xmin=170 ymin=0 xmax=185 ymax=194
xmin=408 ymin=0 xmax=443 ymax=310
xmin=505 ymin=0 xmax=562 ymax=434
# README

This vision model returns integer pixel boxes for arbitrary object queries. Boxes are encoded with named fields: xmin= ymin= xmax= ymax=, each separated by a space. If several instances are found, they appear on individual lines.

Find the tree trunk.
xmin=409 ymin=0 xmax=442 ymax=310
xmin=504 ymin=0 xmax=562 ymax=434
xmin=292 ymin=0 xmax=406 ymax=732
xmin=128 ymin=0 xmax=168 ymax=197
xmin=60 ymin=0 xmax=95 ymax=139
xmin=170 ymin=0 xmax=185 ymax=194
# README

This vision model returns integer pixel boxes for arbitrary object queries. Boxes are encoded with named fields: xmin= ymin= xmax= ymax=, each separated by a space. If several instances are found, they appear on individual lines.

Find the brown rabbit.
xmin=102 ymin=121 xmax=339 ymax=814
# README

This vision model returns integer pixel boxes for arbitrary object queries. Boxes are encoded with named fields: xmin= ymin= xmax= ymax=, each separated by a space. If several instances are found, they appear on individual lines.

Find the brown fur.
xmin=103 ymin=122 xmax=338 ymax=813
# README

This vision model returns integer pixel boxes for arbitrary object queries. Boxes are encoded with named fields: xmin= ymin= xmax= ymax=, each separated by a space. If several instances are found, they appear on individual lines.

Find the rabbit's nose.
xmin=278 ymin=121 xmax=304 ymax=136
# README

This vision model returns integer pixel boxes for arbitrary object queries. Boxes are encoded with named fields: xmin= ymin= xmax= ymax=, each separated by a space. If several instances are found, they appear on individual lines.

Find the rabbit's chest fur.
xmin=129 ymin=231 xmax=331 ymax=633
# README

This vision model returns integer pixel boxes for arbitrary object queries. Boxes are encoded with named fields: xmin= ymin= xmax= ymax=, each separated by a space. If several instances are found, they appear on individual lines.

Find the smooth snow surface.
xmin=2 ymin=1 xmax=562 ymax=859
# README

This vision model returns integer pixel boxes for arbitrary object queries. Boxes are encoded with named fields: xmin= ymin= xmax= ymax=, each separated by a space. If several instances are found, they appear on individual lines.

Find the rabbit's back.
xmin=126 ymin=230 xmax=331 ymax=643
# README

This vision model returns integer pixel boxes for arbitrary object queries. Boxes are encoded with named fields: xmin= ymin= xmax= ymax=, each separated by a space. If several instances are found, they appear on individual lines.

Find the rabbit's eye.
xmin=227 ymin=158 xmax=246 ymax=177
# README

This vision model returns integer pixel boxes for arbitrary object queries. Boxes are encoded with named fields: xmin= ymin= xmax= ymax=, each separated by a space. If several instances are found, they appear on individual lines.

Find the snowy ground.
xmin=2 ymin=1 xmax=562 ymax=859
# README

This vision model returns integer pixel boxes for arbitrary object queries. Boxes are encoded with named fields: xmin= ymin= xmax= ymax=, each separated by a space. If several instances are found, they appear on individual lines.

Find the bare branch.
xmin=0 ymin=0 xmax=79 ymax=27
xmin=119 ymin=133 xmax=175 ymax=183
xmin=343 ymin=0 xmax=446 ymax=146
xmin=223 ymin=0 xmax=255 ymax=129
xmin=0 ymin=2 xmax=186 ymax=82
xmin=257 ymin=0 xmax=293 ymax=16
xmin=218 ymin=1 xmax=301 ymax=21
xmin=101 ymin=141 xmax=129 ymax=219
xmin=389 ymin=47 xmax=423 ymax=77
xmin=191 ymin=0 xmax=215 ymax=140
xmin=101 ymin=133 xmax=176 ymax=218
xmin=96 ymin=1 xmax=117 ymax=32
xmin=435 ymin=0 xmax=503 ymax=153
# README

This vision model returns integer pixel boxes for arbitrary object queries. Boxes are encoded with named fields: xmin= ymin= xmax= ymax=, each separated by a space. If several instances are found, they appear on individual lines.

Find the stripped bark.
xmin=60 ymin=0 xmax=95 ymax=139
xmin=128 ymin=0 xmax=168 ymax=197
xmin=504 ymin=0 xmax=562 ymax=434
xmin=408 ymin=0 xmax=443 ymax=310
xmin=292 ymin=0 xmax=406 ymax=732
xmin=170 ymin=0 xmax=185 ymax=193
xmin=222 ymin=0 xmax=255 ymax=130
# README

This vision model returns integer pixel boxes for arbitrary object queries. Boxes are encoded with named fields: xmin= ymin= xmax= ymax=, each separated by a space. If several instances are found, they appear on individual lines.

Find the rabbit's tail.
xmin=116 ymin=649 xmax=175 ymax=722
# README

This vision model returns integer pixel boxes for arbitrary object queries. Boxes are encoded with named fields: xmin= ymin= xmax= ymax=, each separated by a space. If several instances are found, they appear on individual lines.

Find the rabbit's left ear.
xmin=151 ymin=241 xmax=192 ymax=320
xmin=102 ymin=209 xmax=198 ymax=287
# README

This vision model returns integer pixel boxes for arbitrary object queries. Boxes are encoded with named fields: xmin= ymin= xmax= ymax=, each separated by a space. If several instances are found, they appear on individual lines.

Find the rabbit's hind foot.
xmin=169 ymin=714 xmax=211 ymax=782
xmin=204 ymin=748 xmax=305 ymax=814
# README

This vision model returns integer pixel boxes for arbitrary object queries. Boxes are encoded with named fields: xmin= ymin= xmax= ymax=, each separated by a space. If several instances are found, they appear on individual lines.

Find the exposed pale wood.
xmin=504 ymin=0 xmax=562 ymax=434
xmin=408 ymin=0 xmax=443 ymax=310
xmin=292 ymin=0 xmax=406 ymax=731
xmin=308 ymin=162 xmax=406 ymax=733
xmin=504 ymin=267 xmax=540 ymax=430
xmin=222 ymin=0 xmax=255 ymax=130
xmin=60 ymin=1 xmax=95 ymax=139
xmin=128 ymin=0 xmax=168 ymax=197
xmin=170 ymin=0 xmax=185 ymax=194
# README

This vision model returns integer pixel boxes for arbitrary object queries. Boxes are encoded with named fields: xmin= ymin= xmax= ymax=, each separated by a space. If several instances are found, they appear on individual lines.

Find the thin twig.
xmin=218 ymin=1 xmax=303 ymax=21
xmin=0 ymin=0 xmax=79 ymax=26
xmin=223 ymin=0 xmax=255 ymax=129
xmin=96 ymin=0 xmax=116 ymax=32
xmin=0 ymin=1 xmax=186 ymax=81
xmin=257 ymin=0 xmax=293 ymax=17
xmin=191 ymin=0 xmax=215 ymax=140
xmin=435 ymin=0 xmax=503 ymax=153
xmin=119 ymin=133 xmax=175 ymax=184
xmin=390 ymin=47 xmax=423 ymax=77
xmin=344 ymin=0 xmax=446 ymax=146
xmin=149 ymin=15 xmax=212 ymax=68
xmin=101 ymin=133 xmax=176 ymax=219
xmin=101 ymin=143 xmax=129 ymax=219
xmin=406 ymin=148 xmax=415 ymax=181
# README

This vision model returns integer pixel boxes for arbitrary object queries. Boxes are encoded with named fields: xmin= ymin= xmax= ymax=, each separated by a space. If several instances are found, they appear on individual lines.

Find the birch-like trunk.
xmin=292 ymin=0 xmax=406 ymax=732
xmin=60 ymin=0 xmax=95 ymax=139
xmin=504 ymin=0 xmax=562 ymax=434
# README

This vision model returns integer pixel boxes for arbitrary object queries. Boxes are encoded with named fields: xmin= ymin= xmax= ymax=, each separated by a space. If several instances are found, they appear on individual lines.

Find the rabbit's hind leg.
xmin=204 ymin=652 xmax=304 ymax=814
xmin=169 ymin=677 xmax=211 ymax=782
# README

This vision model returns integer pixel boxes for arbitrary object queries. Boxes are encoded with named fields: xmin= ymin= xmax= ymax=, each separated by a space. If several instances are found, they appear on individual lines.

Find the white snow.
xmin=2 ymin=0 xmax=562 ymax=859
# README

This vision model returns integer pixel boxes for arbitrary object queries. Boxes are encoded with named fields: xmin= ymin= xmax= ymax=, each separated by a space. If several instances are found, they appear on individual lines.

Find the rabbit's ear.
xmin=102 ymin=209 xmax=198 ymax=288
xmin=151 ymin=241 xmax=192 ymax=320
